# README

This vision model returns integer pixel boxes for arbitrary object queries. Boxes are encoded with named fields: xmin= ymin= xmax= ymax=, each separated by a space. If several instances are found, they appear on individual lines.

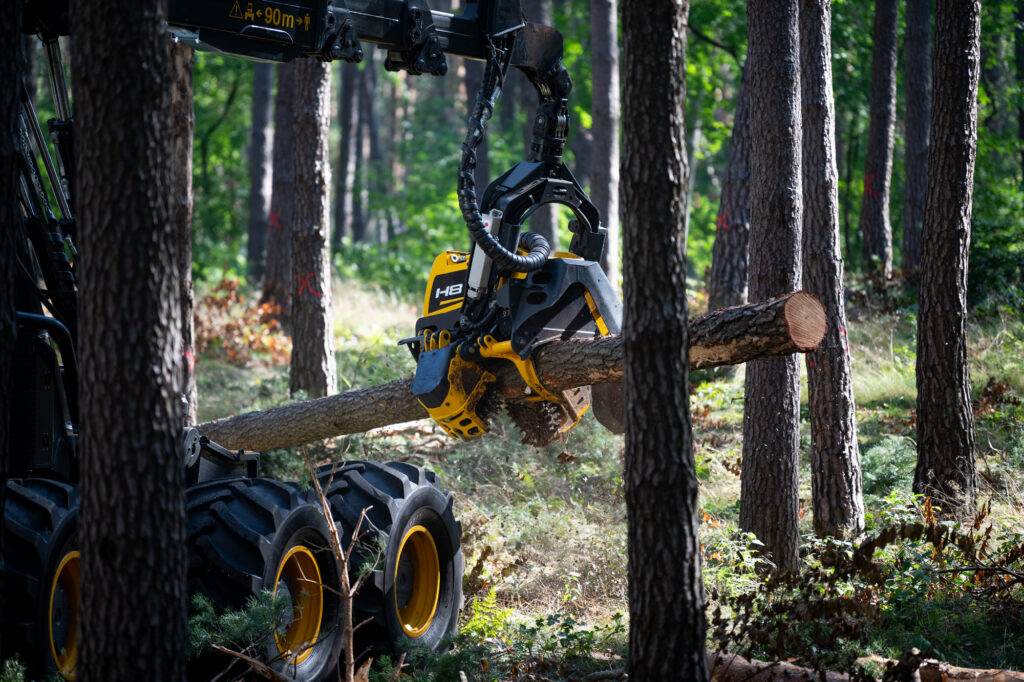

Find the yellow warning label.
xmin=228 ymin=0 xmax=242 ymax=19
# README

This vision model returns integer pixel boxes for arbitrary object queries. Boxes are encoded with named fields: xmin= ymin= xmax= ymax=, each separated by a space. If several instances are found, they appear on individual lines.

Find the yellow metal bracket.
xmin=477 ymin=335 xmax=561 ymax=403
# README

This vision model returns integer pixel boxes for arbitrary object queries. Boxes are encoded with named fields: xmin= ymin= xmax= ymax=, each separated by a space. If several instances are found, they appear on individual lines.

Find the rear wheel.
xmin=316 ymin=460 xmax=464 ymax=657
xmin=2 ymin=478 xmax=79 ymax=680
xmin=186 ymin=477 xmax=343 ymax=681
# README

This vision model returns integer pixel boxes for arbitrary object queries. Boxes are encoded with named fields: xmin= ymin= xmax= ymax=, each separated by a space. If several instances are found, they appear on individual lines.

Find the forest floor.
xmin=194 ymin=278 xmax=1024 ymax=681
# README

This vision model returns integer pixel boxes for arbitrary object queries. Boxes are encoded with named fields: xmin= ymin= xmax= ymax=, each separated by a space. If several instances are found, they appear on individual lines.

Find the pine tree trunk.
xmin=1017 ymin=2 xmax=1024 ymax=185
xmin=334 ymin=62 xmax=358 ymax=247
xmin=248 ymin=62 xmax=273 ymax=282
xmin=170 ymin=42 xmax=196 ymax=425
xmin=740 ymin=0 xmax=803 ymax=570
xmin=74 ymin=0 xmax=187 ymax=676
xmin=521 ymin=0 xmax=561 ymax=249
xmin=913 ymin=0 xmax=980 ymax=511
xmin=902 ymin=0 xmax=931 ymax=276
xmin=262 ymin=63 xmax=294 ymax=321
xmin=0 ymin=1 xmax=25 ymax=631
xmin=351 ymin=67 xmax=368 ymax=243
xmin=799 ymin=0 xmax=864 ymax=539
xmin=858 ymin=0 xmax=898 ymax=279
xmin=621 ymin=0 xmax=707 ymax=678
xmin=362 ymin=56 xmax=386 ymax=244
xmin=707 ymin=67 xmax=751 ymax=312
xmin=290 ymin=60 xmax=336 ymax=398
xmin=590 ymin=0 xmax=620 ymax=286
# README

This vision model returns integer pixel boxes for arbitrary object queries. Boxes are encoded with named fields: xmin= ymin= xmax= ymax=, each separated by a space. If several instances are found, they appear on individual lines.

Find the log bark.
xmin=706 ymin=652 xmax=1024 ymax=682
xmin=198 ymin=292 xmax=825 ymax=451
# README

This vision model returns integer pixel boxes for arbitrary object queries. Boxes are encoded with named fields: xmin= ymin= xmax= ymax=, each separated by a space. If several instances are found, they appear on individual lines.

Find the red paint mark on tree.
xmin=716 ymin=211 xmax=730 ymax=233
xmin=184 ymin=349 xmax=195 ymax=371
xmin=268 ymin=210 xmax=282 ymax=232
xmin=296 ymin=272 xmax=322 ymax=298
xmin=863 ymin=173 xmax=878 ymax=199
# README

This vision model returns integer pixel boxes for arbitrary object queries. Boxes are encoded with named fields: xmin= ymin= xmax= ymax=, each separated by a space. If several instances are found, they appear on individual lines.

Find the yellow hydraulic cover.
xmin=421 ymin=251 xmax=469 ymax=318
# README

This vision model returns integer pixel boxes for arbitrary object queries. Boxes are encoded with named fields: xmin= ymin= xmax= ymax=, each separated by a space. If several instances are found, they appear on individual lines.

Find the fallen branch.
xmin=199 ymin=291 xmax=826 ymax=451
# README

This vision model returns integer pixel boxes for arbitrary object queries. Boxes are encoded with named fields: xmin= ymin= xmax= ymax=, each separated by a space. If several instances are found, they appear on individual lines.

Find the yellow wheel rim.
xmin=394 ymin=525 xmax=440 ymax=638
xmin=273 ymin=545 xmax=324 ymax=664
xmin=49 ymin=550 xmax=79 ymax=680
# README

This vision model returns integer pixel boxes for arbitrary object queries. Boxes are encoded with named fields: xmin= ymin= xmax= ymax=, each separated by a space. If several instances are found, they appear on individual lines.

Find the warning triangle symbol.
xmin=229 ymin=0 xmax=243 ymax=19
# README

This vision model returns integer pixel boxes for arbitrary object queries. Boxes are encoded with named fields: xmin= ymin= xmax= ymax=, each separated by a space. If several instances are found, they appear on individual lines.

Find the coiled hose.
xmin=457 ymin=37 xmax=550 ymax=273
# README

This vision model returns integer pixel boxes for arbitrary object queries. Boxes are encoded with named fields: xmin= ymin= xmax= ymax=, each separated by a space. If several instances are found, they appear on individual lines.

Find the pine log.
xmin=197 ymin=291 xmax=825 ymax=451
xmin=706 ymin=652 xmax=1024 ymax=682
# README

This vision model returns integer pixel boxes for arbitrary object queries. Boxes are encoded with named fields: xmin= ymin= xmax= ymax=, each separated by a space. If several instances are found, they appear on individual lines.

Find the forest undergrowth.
xmin=193 ymin=277 xmax=1024 ymax=680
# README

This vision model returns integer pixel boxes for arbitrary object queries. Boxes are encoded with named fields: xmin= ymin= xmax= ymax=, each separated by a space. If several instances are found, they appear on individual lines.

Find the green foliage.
xmin=0 ymin=658 xmax=25 ymax=682
xmin=192 ymin=54 xmax=254 ymax=282
xmin=861 ymin=436 xmax=917 ymax=499
xmin=188 ymin=591 xmax=290 ymax=660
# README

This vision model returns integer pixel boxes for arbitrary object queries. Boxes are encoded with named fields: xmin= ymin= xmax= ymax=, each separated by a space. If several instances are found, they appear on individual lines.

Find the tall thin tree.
xmin=914 ymin=0 xmax=981 ymax=511
xmin=170 ymin=41 xmax=196 ymax=425
xmin=262 ymin=63 xmax=294 ymax=321
xmin=590 ymin=0 xmax=620 ymax=286
xmin=74 ymin=0 xmax=187 ymax=677
xmin=740 ymin=0 xmax=803 ymax=570
xmin=901 ymin=0 xmax=931 ymax=276
xmin=707 ymin=67 xmax=751 ymax=312
xmin=621 ymin=0 xmax=706 ymax=678
xmin=799 ymin=0 xmax=864 ymax=539
xmin=333 ymin=61 xmax=359 ymax=249
xmin=858 ymin=0 xmax=899 ymax=279
xmin=0 ymin=0 xmax=26 ymax=635
xmin=248 ymin=62 xmax=273 ymax=282
xmin=290 ymin=60 xmax=337 ymax=397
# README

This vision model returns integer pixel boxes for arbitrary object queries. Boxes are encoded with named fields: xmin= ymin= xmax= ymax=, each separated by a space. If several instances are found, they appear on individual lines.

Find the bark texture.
xmin=913 ymin=0 xmax=980 ymax=510
xmin=799 ymin=0 xmax=864 ymax=539
xmin=73 ymin=0 xmax=187 ymax=677
xmin=333 ymin=61 xmax=358 ymax=247
xmin=590 ymin=0 xmax=620 ymax=286
xmin=290 ymin=59 xmax=336 ymax=397
xmin=707 ymin=66 xmax=751 ymax=312
xmin=0 ymin=0 xmax=24 ymax=630
xmin=901 ymin=0 xmax=931 ymax=275
xmin=199 ymin=292 xmax=824 ymax=465
xmin=858 ymin=0 xmax=899 ymax=278
xmin=170 ymin=41 xmax=196 ymax=425
xmin=620 ymin=0 xmax=706 ymax=677
xmin=741 ymin=0 xmax=803 ymax=570
xmin=262 ymin=63 xmax=294 ymax=320
xmin=247 ymin=62 xmax=273 ymax=281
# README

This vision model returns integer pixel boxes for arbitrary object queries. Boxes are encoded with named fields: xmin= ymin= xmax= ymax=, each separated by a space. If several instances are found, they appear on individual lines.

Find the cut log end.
xmin=783 ymin=291 xmax=827 ymax=350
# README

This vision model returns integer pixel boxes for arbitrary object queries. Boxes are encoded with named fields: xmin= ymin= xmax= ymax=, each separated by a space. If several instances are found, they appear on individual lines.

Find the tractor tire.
xmin=186 ymin=477 xmax=343 ymax=681
xmin=315 ymin=460 xmax=464 ymax=658
xmin=2 ymin=478 xmax=80 ymax=681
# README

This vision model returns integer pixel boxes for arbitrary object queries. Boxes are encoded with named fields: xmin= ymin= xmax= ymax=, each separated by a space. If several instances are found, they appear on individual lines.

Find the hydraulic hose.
xmin=457 ymin=37 xmax=550 ymax=273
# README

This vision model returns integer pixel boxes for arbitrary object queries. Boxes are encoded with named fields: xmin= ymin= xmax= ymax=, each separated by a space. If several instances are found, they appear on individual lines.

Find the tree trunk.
xmin=708 ymin=66 xmax=751 ymax=312
xmin=858 ymin=0 xmax=898 ymax=279
xmin=901 ymin=0 xmax=931 ymax=276
xmin=0 ymin=0 xmax=25 ymax=636
xmin=170 ymin=42 xmax=196 ymax=425
xmin=740 ymin=0 xmax=803 ymax=571
xmin=333 ymin=61 xmax=358 ymax=248
xmin=799 ymin=0 xmax=864 ymax=539
xmin=350 ymin=66 xmax=368 ymax=243
xmin=1017 ymin=1 xmax=1024 ymax=185
xmin=590 ymin=0 xmax=620 ymax=286
xmin=198 ymin=291 xmax=825 ymax=456
xmin=290 ymin=59 xmax=336 ymax=398
xmin=464 ymin=59 xmax=490 ymax=193
xmin=262 ymin=63 xmax=294 ymax=321
xmin=913 ymin=0 xmax=980 ymax=511
xmin=520 ymin=0 xmax=561 ymax=250
xmin=620 ymin=0 xmax=707 ymax=675
xmin=74 ymin=0 xmax=187 ymax=677
xmin=361 ymin=55 xmax=386 ymax=244
xmin=247 ymin=62 xmax=273 ymax=282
